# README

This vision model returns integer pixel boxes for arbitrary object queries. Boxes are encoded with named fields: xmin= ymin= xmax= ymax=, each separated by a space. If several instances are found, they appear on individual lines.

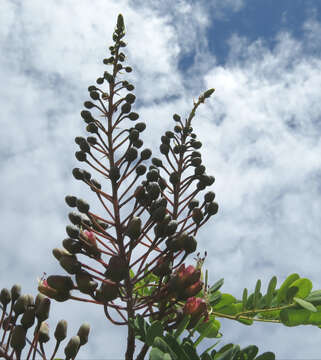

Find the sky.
xmin=1 ymin=0 xmax=321 ymax=359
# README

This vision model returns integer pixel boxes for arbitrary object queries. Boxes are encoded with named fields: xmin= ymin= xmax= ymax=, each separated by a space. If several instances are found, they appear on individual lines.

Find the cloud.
xmin=1 ymin=0 xmax=321 ymax=359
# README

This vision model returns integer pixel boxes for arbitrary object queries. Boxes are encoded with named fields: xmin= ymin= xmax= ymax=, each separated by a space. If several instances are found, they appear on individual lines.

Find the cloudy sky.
xmin=1 ymin=0 xmax=321 ymax=359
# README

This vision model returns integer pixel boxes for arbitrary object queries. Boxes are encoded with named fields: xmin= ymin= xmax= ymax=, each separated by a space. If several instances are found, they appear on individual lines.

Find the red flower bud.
xmin=179 ymin=280 xmax=203 ymax=300
xmin=177 ymin=264 xmax=201 ymax=287
xmin=183 ymin=297 xmax=208 ymax=329
xmin=83 ymin=230 xmax=97 ymax=247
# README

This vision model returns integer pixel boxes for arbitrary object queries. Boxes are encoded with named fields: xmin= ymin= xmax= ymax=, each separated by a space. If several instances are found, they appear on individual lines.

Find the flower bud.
xmin=66 ymin=225 xmax=80 ymax=239
xmin=59 ymin=256 xmax=81 ymax=275
xmin=81 ymin=110 xmax=93 ymax=123
xmin=183 ymin=235 xmax=197 ymax=254
xmin=10 ymin=325 xmax=27 ymax=352
xmin=21 ymin=307 xmax=35 ymax=329
xmin=98 ymin=280 xmax=119 ymax=302
xmin=86 ymin=122 xmax=98 ymax=133
xmin=160 ymin=144 xmax=169 ymax=155
xmin=64 ymin=335 xmax=80 ymax=359
xmin=191 ymin=157 xmax=202 ymax=167
xmin=183 ymin=297 xmax=208 ymax=329
xmin=38 ymin=321 xmax=50 ymax=343
xmin=82 ymin=230 xmax=97 ymax=247
xmin=109 ymin=166 xmax=120 ymax=181
xmin=65 ymin=195 xmax=77 ymax=207
xmin=204 ymin=191 xmax=215 ymax=202
xmin=128 ymin=112 xmax=139 ymax=121
xmin=126 ymin=93 xmax=136 ymax=104
xmin=125 ymin=147 xmax=138 ymax=162
xmin=0 ymin=288 xmax=11 ymax=307
xmin=52 ymin=248 xmax=74 ymax=261
xmin=105 ymin=256 xmax=127 ymax=282
xmin=47 ymin=276 xmax=74 ymax=292
xmin=136 ymin=165 xmax=146 ymax=176
xmin=72 ymin=167 xmax=84 ymax=180
xmin=152 ymin=157 xmax=163 ymax=167
xmin=76 ymin=271 xmax=98 ymax=295
xmin=177 ymin=265 xmax=201 ymax=287
xmin=63 ymin=238 xmax=83 ymax=254
xmin=54 ymin=320 xmax=68 ymax=342
xmin=36 ymin=297 xmax=51 ymax=322
xmin=188 ymin=199 xmax=199 ymax=210
xmin=169 ymin=172 xmax=179 ymax=185
xmin=194 ymin=165 xmax=205 ymax=175
xmin=77 ymin=322 xmax=90 ymax=345
xmin=76 ymin=198 xmax=90 ymax=213
xmin=165 ymin=220 xmax=178 ymax=236
xmin=11 ymin=284 xmax=21 ymax=302
xmin=152 ymin=257 xmax=172 ymax=277
xmin=203 ymin=88 xmax=215 ymax=98
xmin=141 ymin=148 xmax=152 ymax=160
xmin=146 ymin=169 xmax=159 ymax=182
xmin=173 ymin=114 xmax=181 ymax=122
xmin=192 ymin=208 xmax=204 ymax=224
xmin=13 ymin=295 xmax=29 ymax=315
xmin=179 ymin=281 xmax=203 ymax=300
xmin=166 ymin=232 xmax=188 ymax=252
xmin=126 ymin=216 xmax=142 ymax=241
xmin=206 ymin=202 xmax=219 ymax=216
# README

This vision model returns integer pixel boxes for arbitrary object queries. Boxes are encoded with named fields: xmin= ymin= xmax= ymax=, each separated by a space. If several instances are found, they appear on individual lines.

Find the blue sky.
xmin=1 ymin=1 xmax=321 ymax=359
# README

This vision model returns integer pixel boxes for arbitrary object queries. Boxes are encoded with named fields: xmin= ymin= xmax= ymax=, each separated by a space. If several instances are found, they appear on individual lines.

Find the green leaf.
xmin=164 ymin=334 xmax=189 ymax=360
xmin=217 ymin=304 xmax=238 ymax=316
xmin=285 ymin=286 xmax=299 ymax=303
xmin=146 ymin=321 xmax=164 ymax=346
xmin=237 ymin=317 xmax=253 ymax=325
xmin=214 ymin=346 xmax=236 ymax=360
xmin=253 ymin=279 xmax=261 ymax=309
xmin=276 ymin=273 xmax=299 ymax=304
xmin=241 ymin=345 xmax=258 ymax=360
xmin=209 ymin=292 xmax=222 ymax=306
xmin=153 ymin=337 xmax=176 ymax=360
xmin=201 ymin=353 xmax=212 ymax=360
xmin=209 ymin=278 xmax=224 ymax=293
xmin=307 ymin=306 xmax=321 ymax=325
xmin=129 ymin=269 xmax=135 ymax=278
xmin=182 ymin=341 xmax=199 ymax=360
xmin=305 ymin=290 xmax=321 ymax=305
xmin=173 ymin=315 xmax=190 ymax=339
xmin=150 ymin=347 xmax=165 ymax=360
xmin=280 ymin=308 xmax=311 ymax=326
xmin=289 ymin=278 xmax=312 ymax=299
xmin=163 ymin=354 xmax=172 ymax=360
xmin=196 ymin=315 xmax=220 ymax=341
xmin=214 ymin=294 xmax=236 ymax=310
xmin=242 ymin=288 xmax=248 ymax=311
xmin=265 ymin=276 xmax=277 ymax=308
xmin=293 ymin=297 xmax=317 ymax=312
xmin=255 ymin=352 xmax=275 ymax=360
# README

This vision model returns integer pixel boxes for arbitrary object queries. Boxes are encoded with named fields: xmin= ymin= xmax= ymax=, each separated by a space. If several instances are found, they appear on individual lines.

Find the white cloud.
xmin=1 ymin=0 xmax=321 ymax=359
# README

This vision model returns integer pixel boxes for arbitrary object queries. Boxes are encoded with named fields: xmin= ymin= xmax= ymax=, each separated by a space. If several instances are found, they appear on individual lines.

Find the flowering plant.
xmin=1 ymin=14 xmax=321 ymax=360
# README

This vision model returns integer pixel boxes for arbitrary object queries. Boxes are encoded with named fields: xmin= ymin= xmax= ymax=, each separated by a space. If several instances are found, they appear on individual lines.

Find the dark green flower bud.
xmin=38 ymin=321 xmax=50 ymax=343
xmin=151 ymin=206 xmax=166 ymax=222
xmin=158 ymin=177 xmax=166 ymax=190
xmin=109 ymin=166 xmax=120 ymax=181
xmin=21 ymin=307 xmax=35 ymax=329
xmin=173 ymin=114 xmax=181 ymax=122
xmin=191 ymin=141 xmax=202 ymax=149
xmin=204 ymin=191 xmax=215 ymax=202
xmin=47 ymin=276 xmax=74 ymax=292
xmin=128 ymin=112 xmax=139 ymax=121
xmin=125 ymin=66 xmax=132 ymax=72
xmin=146 ymin=169 xmax=159 ymax=182
xmin=55 ymin=320 xmax=68 ymax=342
xmin=96 ymin=77 xmax=104 ymax=84
xmin=126 ymin=93 xmax=136 ymax=104
xmin=35 ymin=293 xmax=45 ymax=309
xmin=104 ymin=71 xmax=114 ymax=83
xmin=90 ymin=178 xmax=101 ymax=191
xmin=207 ymin=175 xmax=215 ymax=185
xmin=52 ymin=248 xmax=74 ymax=261
xmin=126 ymin=84 xmax=135 ymax=91
xmin=80 ymin=110 xmax=93 ymax=123
xmin=197 ymin=181 xmax=206 ymax=190
xmin=72 ymin=167 xmax=84 ymax=180
xmin=165 ymin=131 xmax=174 ymax=138
xmin=79 ymin=141 xmax=90 ymax=153
xmin=173 ymin=145 xmax=180 ymax=154
xmin=203 ymin=88 xmax=215 ymax=98
xmin=122 ymin=102 xmax=131 ymax=114
xmin=129 ymin=129 xmax=139 ymax=142
xmin=188 ymin=199 xmax=199 ymax=210
xmin=195 ymin=165 xmax=205 ymax=175
xmin=165 ymin=220 xmax=178 ymax=236
xmin=75 ymin=151 xmax=86 ymax=162
xmin=152 ymin=157 xmax=162 ymax=167
xmin=166 ymin=232 xmax=188 ymax=252
xmin=125 ymin=148 xmax=138 ymax=162
xmin=76 ymin=271 xmax=98 ymax=295
xmin=98 ymin=281 xmax=119 ymax=302
xmin=147 ymin=182 xmax=160 ymax=200
xmin=132 ymin=139 xmax=143 ymax=148
xmin=75 ymin=136 xmax=85 ymax=145
xmin=77 ymin=322 xmax=90 ymax=346
xmin=161 ymin=135 xmax=170 ymax=145
xmin=54 ymin=291 xmax=71 ymax=302
xmin=136 ymin=165 xmax=146 ymax=176
xmin=153 ymin=222 xmax=166 ymax=238
xmin=13 ymin=295 xmax=29 ymax=315
xmin=183 ymin=235 xmax=197 ymax=254
xmin=63 ymin=238 xmax=82 ymax=254
xmin=116 ymin=63 xmax=123 ymax=71
xmin=0 ymin=288 xmax=11 ymax=307
xmin=206 ymin=202 xmax=219 ymax=216
xmin=76 ymin=198 xmax=90 ymax=213
xmin=88 ymin=85 xmax=97 ymax=92
xmin=36 ymin=298 xmax=51 ymax=322
xmin=126 ymin=217 xmax=142 ymax=241
xmin=160 ymin=143 xmax=169 ymax=154
xmin=59 ymin=256 xmax=81 ymax=275
xmin=84 ymin=101 xmax=94 ymax=109
xmin=89 ymin=91 xmax=99 ymax=100
xmin=191 ymin=151 xmax=201 ymax=158
xmin=153 ymin=257 xmax=172 ymax=277
xmin=64 ymin=335 xmax=80 ymax=359
xmin=134 ymin=186 xmax=145 ymax=201
xmin=10 ymin=325 xmax=27 ymax=352
xmin=68 ymin=212 xmax=82 ymax=226
xmin=105 ymin=256 xmax=127 ymax=282
xmin=66 ymin=225 xmax=80 ymax=239
xmin=119 ymin=53 xmax=125 ymax=61
xmin=191 ymin=157 xmax=202 ymax=166
xmin=141 ymin=148 xmax=152 ymax=160
xmin=92 ymin=219 xmax=109 ymax=231
xmin=65 ymin=195 xmax=77 ymax=207
xmin=11 ymin=284 xmax=21 ymax=302
xmin=87 ymin=136 xmax=97 ymax=145
xmin=174 ymin=125 xmax=182 ymax=133
xmin=86 ymin=122 xmax=98 ymax=133
xmin=169 ymin=172 xmax=179 ymax=185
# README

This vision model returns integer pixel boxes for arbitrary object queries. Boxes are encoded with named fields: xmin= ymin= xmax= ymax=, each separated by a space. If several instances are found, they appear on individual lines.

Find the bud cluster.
xmin=0 ymin=283 xmax=89 ymax=359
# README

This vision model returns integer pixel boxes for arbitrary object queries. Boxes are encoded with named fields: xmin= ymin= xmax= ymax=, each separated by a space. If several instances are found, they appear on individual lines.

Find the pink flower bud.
xmin=179 ymin=280 xmax=203 ymax=300
xmin=83 ymin=230 xmax=97 ymax=247
xmin=183 ymin=297 xmax=208 ymax=329
xmin=177 ymin=264 xmax=201 ymax=287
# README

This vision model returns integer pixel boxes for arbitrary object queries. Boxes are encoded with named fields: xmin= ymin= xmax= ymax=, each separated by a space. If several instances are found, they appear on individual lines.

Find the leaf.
xmin=237 ymin=318 xmax=253 ymax=325
xmin=214 ymin=346 xmax=236 ymax=360
xmin=153 ymin=337 xmax=176 ymax=360
xmin=164 ymin=334 xmax=189 ymax=360
xmin=289 ymin=278 xmax=313 ymax=299
xmin=209 ymin=278 xmax=224 ymax=293
xmin=214 ymin=294 xmax=236 ymax=310
xmin=196 ymin=315 xmax=220 ymax=340
xmin=242 ymin=288 xmax=248 ymax=311
xmin=209 ymin=292 xmax=222 ymax=306
xmin=255 ymin=352 xmax=275 ymax=360
xmin=173 ymin=315 xmax=190 ymax=339
xmin=182 ymin=341 xmax=199 ymax=360
xmin=285 ymin=286 xmax=299 ymax=303
xmin=146 ymin=321 xmax=164 ymax=346
xmin=163 ymin=354 xmax=172 ymax=360
xmin=276 ymin=273 xmax=300 ymax=304
xmin=265 ymin=276 xmax=277 ymax=308
xmin=201 ymin=353 xmax=212 ymax=360
xmin=129 ymin=269 xmax=135 ymax=278
xmin=253 ymin=279 xmax=261 ymax=309
xmin=307 ymin=307 xmax=321 ymax=325
xmin=150 ymin=347 xmax=165 ymax=360
xmin=216 ymin=304 xmax=238 ymax=316
xmin=280 ymin=308 xmax=311 ymax=326
xmin=305 ymin=290 xmax=321 ymax=305
xmin=293 ymin=297 xmax=317 ymax=312
xmin=241 ymin=345 xmax=258 ymax=360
